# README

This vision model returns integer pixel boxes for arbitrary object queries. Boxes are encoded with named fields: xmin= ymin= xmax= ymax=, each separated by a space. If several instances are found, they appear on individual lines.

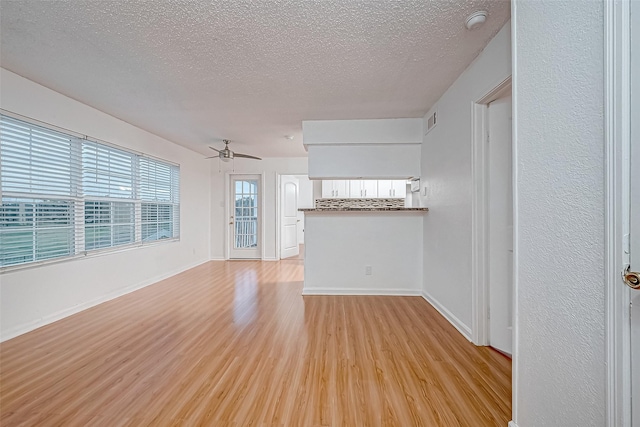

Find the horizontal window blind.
xmin=1 ymin=116 xmax=80 ymax=267
xmin=0 ymin=114 xmax=180 ymax=268
xmin=140 ymin=157 xmax=180 ymax=242
xmin=82 ymin=141 xmax=135 ymax=199
xmin=0 ymin=198 xmax=75 ymax=266
xmin=85 ymin=201 xmax=135 ymax=250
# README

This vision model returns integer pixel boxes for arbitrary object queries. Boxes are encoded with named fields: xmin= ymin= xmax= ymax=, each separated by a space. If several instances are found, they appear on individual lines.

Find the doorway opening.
xmin=471 ymin=76 xmax=513 ymax=356
xmin=277 ymin=174 xmax=318 ymax=260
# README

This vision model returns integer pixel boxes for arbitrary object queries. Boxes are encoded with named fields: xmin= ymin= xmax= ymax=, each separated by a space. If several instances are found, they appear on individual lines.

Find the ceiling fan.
xmin=208 ymin=139 xmax=261 ymax=162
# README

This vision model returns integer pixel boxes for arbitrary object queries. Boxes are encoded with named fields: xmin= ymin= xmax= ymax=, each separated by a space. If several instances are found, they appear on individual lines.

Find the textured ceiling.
xmin=0 ymin=0 xmax=510 ymax=158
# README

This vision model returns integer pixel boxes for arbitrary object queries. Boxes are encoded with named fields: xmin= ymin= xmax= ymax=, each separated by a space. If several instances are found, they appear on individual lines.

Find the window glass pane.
xmin=84 ymin=201 xmax=134 ymax=251
xmin=0 ymin=198 xmax=74 ymax=267
xmin=82 ymin=141 xmax=134 ymax=198
xmin=141 ymin=202 xmax=175 ymax=242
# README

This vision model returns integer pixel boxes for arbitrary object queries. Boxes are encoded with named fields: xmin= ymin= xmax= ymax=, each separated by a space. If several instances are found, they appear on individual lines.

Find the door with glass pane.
xmin=229 ymin=175 xmax=261 ymax=259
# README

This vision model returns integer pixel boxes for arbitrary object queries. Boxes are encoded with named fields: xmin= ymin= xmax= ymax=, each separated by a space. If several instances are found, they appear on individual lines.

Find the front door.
xmin=488 ymin=93 xmax=513 ymax=356
xmin=280 ymin=175 xmax=299 ymax=259
xmin=229 ymin=175 xmax=261 ymax=259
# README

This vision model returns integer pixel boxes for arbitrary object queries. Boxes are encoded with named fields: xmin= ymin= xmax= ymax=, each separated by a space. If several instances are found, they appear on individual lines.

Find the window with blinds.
xmin=0 ymin=114 xmax=180 ymax=268
xmin=139 ymin=157 xmax=180 ymax=242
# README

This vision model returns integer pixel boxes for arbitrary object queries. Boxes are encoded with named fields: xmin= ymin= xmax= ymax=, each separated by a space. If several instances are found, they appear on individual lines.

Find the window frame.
xmin=0 ymin=110 xmax=181 ymax=272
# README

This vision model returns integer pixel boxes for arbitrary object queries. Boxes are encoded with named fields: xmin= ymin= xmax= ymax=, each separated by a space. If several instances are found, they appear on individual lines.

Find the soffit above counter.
xmin=302 ymin=118 xmax=423 ymax=147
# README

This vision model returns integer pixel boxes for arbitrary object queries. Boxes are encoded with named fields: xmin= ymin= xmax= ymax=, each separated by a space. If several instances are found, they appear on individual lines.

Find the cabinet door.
xmin=362 ymin=180 xmax=378 ymax=198
xmin=377 ymin=180 xmax=393 ymax=198
xmin=393 ymin=181 xmax=407 ymax=198
xmin=349 ymin=180 xmax=363 ymax=198
xmin=334 ymin=180 xmax=349 ymax=198
xmin=321 ymin=180 xmax=334 ymax=198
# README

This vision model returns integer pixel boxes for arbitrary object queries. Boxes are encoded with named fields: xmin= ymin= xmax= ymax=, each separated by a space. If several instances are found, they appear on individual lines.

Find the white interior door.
xmin=630 ymin=2 xmax=640 ymax=423
xmin=488 ymin=94 xmax=513 ymax=356
xmin=229 ymin=175 xmax=261 ymax=259
xmin=280 ymin=175 xmax=299 ymax=259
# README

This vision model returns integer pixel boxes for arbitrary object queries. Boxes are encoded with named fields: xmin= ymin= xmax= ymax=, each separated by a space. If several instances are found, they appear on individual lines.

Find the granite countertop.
xmin=299 ymin=207 xmax=429 ymax=212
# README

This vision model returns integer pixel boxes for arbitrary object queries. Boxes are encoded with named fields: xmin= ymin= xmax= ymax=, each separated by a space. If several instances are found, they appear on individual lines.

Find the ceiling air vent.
xmin=425 ymin=110 xmax=437 ymax=135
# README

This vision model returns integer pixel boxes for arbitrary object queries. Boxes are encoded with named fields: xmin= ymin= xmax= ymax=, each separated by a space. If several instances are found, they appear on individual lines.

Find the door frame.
xmin=279 ymin=175 xmax=300 ymax=259
xmin=224 ymin=172 xmax=266 ymax=260
xmin=471 ymin=75 xmax=512 ymax=347
xmin=275 ymin=172 xmax=308 ymax=260
xmin=604 ymin=0 xmax=632 ymax=425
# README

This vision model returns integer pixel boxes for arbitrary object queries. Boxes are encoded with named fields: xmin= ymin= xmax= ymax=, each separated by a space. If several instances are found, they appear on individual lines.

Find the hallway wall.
xmin=512 ymin=1 xmax=606 ymax=425
xmin=419 ymin=23 xmax=511 ymax=337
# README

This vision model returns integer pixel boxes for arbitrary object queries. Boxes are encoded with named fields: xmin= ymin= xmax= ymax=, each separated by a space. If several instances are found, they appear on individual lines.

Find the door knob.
xmin=229 ymin=222 xmax=234 ymax=225
xmin=622 ymin=265 xmax=640 ymax=290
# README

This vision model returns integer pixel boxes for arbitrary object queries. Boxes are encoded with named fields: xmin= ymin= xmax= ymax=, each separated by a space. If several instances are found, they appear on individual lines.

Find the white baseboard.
xmin=508 ymin=421 xmax=518 ymax=427
xmin=302 ymin=287 xmax=421 ymax=296
xmin=209 ymin=257 xmax=226 ymax=261
xmin=421 ymin=290 xmax=472 ymax=341
xmin=0 ymin=259 xmax=209 ymax=342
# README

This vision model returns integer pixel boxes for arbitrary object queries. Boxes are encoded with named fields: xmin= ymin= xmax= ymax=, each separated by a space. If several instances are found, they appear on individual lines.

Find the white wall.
xmin=303 ymin=212 xmax=423 ymax=295
xmin=0 ymin=69 xmax=211 ymax=341
xmin=209 ymin=158 xmax=308 ymax=260
xmin=295 ymin=175 xmax=314 ymax=208
xmin=302 ymin=118 xmax=423 ymax=145
xmin=513 ymin=1 xmax=606 ymax=425
xmin=307 ymin=144 xmax=421 ymax=179
xmin=304 ymin=118 xmax=422 ymax=179
xmin=419 ymin=24 xmax=511 ymax=333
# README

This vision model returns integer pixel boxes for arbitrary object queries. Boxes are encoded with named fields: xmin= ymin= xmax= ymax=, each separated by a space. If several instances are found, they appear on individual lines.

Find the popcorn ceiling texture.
xmin=0 ymin=0 xmax=509 ymax=158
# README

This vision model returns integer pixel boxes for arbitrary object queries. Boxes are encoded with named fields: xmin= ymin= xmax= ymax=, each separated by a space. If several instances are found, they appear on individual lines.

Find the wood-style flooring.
xmin=0 ymin=256 xmax=511 ymax=426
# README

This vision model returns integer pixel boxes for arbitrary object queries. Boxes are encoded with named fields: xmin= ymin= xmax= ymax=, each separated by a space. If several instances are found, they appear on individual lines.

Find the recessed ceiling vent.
xmin=425 ymin=111 xmax=437 ymax=135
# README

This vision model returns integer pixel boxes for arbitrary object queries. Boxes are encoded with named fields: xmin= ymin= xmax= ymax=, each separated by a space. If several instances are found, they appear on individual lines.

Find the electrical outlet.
xmin=365 ymin=266 xmax=372 ymax=275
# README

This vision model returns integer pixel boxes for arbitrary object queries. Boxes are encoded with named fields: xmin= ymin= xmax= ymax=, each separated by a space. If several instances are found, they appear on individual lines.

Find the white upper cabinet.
xmin=377 ymin=180 xmax=406 ymax=198
xmin=321 ymin=180 xmax=349 ymax=198
xmin=324 ymin=179 xmax=405 ymax=198
xmin=349 ymin=180 xmax=378 ymax=198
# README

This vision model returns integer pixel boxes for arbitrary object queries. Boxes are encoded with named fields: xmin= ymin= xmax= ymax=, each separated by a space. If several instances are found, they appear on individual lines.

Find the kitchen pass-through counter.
xmin=300 ymin=199 xmax=428 ymax=295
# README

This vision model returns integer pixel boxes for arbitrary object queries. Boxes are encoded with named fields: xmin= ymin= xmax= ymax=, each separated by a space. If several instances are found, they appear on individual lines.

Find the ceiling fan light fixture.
xmin=208 ymin=139 xmax=261 ymax=162
xmin=465 ymin=11 xmax=487 ymax=30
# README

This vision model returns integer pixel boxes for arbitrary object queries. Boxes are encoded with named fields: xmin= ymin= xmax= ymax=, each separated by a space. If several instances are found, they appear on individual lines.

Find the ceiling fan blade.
xmin=205 ymin=155 xmax=220 ymax=159
xmin=209 ymin=146 xmax=222 ymax=153
xmin=233 ymin=152 xmax=262 ymax=160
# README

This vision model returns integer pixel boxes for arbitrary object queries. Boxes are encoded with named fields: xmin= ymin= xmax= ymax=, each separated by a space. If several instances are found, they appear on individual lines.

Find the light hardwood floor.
xmin=0 ymin=257 xmax=511 ymax=426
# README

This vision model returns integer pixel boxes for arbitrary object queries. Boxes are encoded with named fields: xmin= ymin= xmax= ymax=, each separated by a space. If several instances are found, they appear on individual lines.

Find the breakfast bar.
xmin=300 ymin=200 xmax=428 ymax=295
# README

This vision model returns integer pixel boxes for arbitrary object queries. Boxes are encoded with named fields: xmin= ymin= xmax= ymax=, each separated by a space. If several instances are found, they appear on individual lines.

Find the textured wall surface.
xmin=513 ymin=1 xmax=606 ymax=425
xmin=420 ymin=23 xmax=511 ymax=330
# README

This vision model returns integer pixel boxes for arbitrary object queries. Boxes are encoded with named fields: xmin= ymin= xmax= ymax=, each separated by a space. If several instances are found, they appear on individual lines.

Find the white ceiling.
xmin=0 ymin=0 xmax=510 ymax=158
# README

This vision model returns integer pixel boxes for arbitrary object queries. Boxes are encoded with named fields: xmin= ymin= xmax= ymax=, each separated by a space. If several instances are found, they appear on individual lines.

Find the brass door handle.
xmin=229 ymin=222 xmax=234 ymax=225
xmin=622 ymin=265 xmax=640 ymax=289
